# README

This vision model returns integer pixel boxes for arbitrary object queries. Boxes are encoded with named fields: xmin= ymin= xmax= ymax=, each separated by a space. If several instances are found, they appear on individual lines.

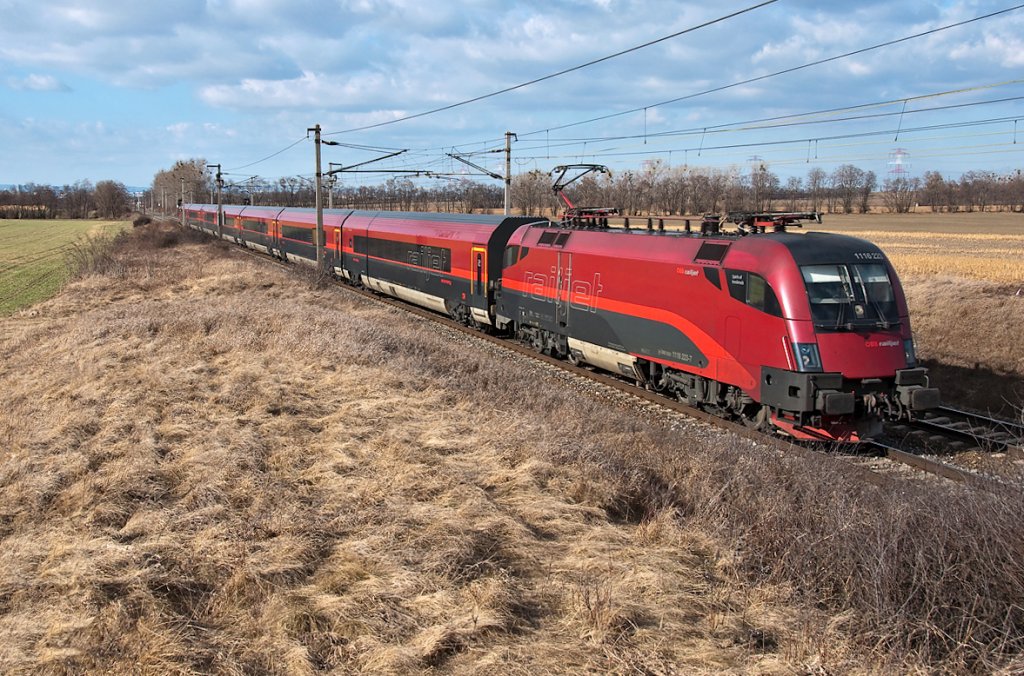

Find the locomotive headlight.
xmin=904 ymin=337 xmax=917 ymax=367
xmin=793 ymin=343 xmax=822 ymax=373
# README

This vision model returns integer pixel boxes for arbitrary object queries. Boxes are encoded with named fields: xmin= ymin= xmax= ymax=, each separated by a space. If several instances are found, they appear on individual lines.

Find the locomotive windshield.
xmin=801 ymin=263 xmax=899 ymax=328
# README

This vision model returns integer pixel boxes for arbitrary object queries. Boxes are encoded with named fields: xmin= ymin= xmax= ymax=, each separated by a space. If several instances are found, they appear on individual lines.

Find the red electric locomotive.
xmin=494 ymin=213 xmax=939 ymax=441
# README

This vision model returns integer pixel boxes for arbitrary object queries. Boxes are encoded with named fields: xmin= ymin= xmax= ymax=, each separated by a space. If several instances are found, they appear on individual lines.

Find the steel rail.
xmin=861 ymin=440 xmax=1010 ymax=493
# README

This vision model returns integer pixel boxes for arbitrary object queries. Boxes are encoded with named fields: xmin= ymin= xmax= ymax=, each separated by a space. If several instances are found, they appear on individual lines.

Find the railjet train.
xmin=183 ymin=203 xmax=939 ymax=441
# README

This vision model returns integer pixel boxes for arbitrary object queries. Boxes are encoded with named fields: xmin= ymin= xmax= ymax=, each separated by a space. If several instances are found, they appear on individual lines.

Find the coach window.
xmin=281 ymin=225 xmax=313 ymax=243
xmin=726 ymin=270 xmax=747 ymax=302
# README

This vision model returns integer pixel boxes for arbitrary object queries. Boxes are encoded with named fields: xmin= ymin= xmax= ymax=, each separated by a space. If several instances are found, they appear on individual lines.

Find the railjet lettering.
xmin=524 ymin=269 xmax=603 ymax=313
xmin=865 ymin=339 xmax=900 ymax=348
xmin=407 ymin=248 xmax=449 ymax=271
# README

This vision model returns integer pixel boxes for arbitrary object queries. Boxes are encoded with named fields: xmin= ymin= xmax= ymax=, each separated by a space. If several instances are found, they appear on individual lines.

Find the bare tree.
xmin=859 ymin=171 xmax=876 ymax=213
xmin=62 ymin=181 xmax=94 ymax=219
xmin=94 ymin=180 xmax=130 ymax=218
xmin=784 ymin=176 xmax=803 ymax=211
xmin=511 ymin=170 xmax=553 ymax=216
xmin=960 ymin=170 xmax=999 ymax=212
xmin=881 ymin=176 xmax=920 ymax=213
xmin=806 ymin=167 xmax=826 ymax=212
xmin=151 ymin=159 xmax=208 ymax=212
xmin=920 ymin=171 xmax=947 ymax=212
xmin=749 ymin=164 xmax=779 ymax=212
xmin=831 ymin=164 xmax=864 ymax=214
xmin=635 ymin=159 xmax=666 ymax=215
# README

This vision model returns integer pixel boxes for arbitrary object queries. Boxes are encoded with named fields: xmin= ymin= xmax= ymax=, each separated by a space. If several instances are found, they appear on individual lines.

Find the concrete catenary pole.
xmin=504 ymin=131 xmax=516 ymax=216
xmin=209 ymin=164 xmax=223 ymax=239
xmin=309 ymin=124 xmax=325 ymax=272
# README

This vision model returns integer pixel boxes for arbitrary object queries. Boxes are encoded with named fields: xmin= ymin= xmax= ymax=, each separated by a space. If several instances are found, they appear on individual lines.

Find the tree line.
xmin=0 ymin=180 xmax=133 ymax=219
xmin=2 ymin=160 xmax=1020 ymax=219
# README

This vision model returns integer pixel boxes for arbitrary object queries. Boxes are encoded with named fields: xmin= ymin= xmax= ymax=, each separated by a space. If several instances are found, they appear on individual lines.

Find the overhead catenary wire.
xmin=339 ymin=78 xmax=1024 ymax=176
xmin=213 ymin=5 xmax=1024 ymax=185
xmin=518 ymin=3 xmax=1024 ymax=137
xmin=226 ymin=136 xmax=308 ymax=172
xmin=505 ymin=116 xmax=1024 ymax=163
xmin=356 ymin=110 xmax=1024 ymax=179
xmin=521 ymin=88 xmax=1024 ymax=147
xmin=325 ymin=0 xmax=778 ymax=136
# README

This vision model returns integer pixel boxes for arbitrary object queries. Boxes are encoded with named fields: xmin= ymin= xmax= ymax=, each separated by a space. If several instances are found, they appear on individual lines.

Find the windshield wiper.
xmin=833 ymin=300 xmax=848 ymax=330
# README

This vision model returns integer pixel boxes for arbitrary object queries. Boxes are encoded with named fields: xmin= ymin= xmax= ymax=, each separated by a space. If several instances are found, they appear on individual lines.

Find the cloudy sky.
xmin=1 ymin=0 xmax=1022 ymax=190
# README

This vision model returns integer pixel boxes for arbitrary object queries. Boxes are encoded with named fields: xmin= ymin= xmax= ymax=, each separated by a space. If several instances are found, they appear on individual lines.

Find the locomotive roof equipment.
xmin=550 ymin=164 xmax=620 ymax=225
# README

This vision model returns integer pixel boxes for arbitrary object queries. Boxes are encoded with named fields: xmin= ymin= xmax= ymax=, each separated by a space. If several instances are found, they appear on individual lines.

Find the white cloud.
xmin=53 ymin=6 xmax=104 ymax=29
xmin=949 ymin=32 xmax=1024 ymax=67
xmin=845 ymin=61 xmax=872 ymax=77
xmin=166 ymin=123 xmax=191 ymax=139
xmin=200 ymin=71 xmax=395 ymax=109
xmin=6 ymin=74 xmax=70 ymax=91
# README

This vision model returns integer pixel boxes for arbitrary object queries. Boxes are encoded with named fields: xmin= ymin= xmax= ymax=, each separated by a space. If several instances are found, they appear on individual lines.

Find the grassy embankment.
xmin=819 ymin=213 xmax=1024 ymax=415
xmin=0 ymin=219 xmax=126 ymax=316
xmin=0 ymin=222 xmax=1022 ymax=674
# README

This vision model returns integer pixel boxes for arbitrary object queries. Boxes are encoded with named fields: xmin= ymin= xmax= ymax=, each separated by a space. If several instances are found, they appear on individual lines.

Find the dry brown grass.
xmin=0 ymin=223 xmax=838 ymax=674
xmin=1 ymin=222 xmax=1022 ymax=674
xmin=901 ymin=277 xmax=1024 ymax=414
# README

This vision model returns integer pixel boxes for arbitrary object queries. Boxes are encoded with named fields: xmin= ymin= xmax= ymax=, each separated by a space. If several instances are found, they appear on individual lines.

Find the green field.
xmin=0 ymin=219 xmax=126 ymax=316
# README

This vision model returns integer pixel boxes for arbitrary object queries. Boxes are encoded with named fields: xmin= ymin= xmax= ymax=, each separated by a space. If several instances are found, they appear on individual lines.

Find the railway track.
xmin=858 ymin=439 xmax=1013 ymax=492
xmin=905 ymin=406 xmax=1024 ymax=455
xmin=206 ymin=228 xmax=1021 ymax=494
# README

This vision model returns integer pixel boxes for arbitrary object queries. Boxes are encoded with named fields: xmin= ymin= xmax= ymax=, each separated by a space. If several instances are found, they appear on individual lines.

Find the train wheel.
xmin=530 ymin=333 xmax=544 ymax=353
xmin=742 ymin=405 xmax=769 ymax=430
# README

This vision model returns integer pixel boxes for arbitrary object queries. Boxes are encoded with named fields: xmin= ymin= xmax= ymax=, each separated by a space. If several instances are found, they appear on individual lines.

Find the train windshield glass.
xmin=851 ymin=263 xmax=898 ymax=322
xmin=801 ymin=264 xmax=899 ymax=327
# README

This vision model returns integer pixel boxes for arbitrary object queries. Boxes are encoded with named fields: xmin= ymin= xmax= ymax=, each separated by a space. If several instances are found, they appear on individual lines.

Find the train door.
xmin=471 ymin=246 xmax=487 ymax=308
xmin=271 ymin=219 xmax=281 ymax=258
xmin=725 ymin=315 xmax=742 ymax=362
xmin=333 ymin=228 xmax=342 ymax=274
xmin=347 ymin=222 xmax=369 ymax=283
xmin=555 ymin=252 xmax=572 ymax=328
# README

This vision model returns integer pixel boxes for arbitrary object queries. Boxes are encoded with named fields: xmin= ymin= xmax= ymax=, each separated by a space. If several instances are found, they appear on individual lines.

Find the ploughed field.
xmin=0 ymin=219 xmax=125 ymax=316
xmin=0 ymin=220 xmax=1022 ymax=674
